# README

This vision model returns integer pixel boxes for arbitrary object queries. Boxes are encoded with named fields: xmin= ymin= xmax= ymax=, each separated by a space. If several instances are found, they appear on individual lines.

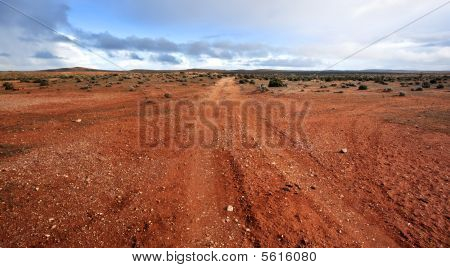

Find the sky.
xmin=0 ymin=0 xmax=449 ymax=71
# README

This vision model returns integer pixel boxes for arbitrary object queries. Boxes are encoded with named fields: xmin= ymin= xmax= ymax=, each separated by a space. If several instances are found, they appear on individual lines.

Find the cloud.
xmin=0 ymin=52 xmax=10 ymax=57
xmin=74 ymin=30 xmax=179 ymax=52
xmin=72 ymin=29 xmax=273 ymax=60
xmin=33 ymin=51 xmax=61 ymax=59
xmin=120 ymin=0 xmax=450 ymax=41
xmin=129 ymin=52 xmax=144 ymax=61
xmin=423 ymin=40 xmax=450 ymax=47
xmin=0 ymin=0 xmax=70 ymax=36
xmin=153 ymin=54 xmax=182 ymax=64
xmin=253 ymin=57 xmax=321 ymax=68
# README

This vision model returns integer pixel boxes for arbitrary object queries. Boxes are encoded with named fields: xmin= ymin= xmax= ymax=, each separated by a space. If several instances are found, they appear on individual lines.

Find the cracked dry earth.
xmin=0 ymin=76 xmax=449 ymax=247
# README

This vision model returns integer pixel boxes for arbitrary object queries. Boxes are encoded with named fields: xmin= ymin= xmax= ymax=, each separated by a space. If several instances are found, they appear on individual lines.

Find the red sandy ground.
xmin=0 ymin=73 xmax=448 ymax=247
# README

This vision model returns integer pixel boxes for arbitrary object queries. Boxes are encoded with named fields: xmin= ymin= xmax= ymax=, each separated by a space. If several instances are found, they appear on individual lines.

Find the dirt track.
xmin=0 ymin=75 xmax=449 ymax=247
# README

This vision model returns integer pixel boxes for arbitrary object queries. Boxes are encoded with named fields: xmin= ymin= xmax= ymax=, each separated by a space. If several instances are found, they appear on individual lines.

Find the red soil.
xmin=0 ymin=74 xmax=449 ymax=247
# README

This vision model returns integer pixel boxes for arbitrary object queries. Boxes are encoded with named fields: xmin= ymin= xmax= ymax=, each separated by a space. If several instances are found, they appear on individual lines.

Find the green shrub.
xmin=422 ymin=82 xmax=430 ymax=88
xmin=258 ymin=84 xmax=269 ymax=93
xmin=33 ymin=78 xmax=49 ymax=86
xmin=268 ymin=78 xmax=285 ymax=87
xmin=3 ymin=82 xmax=14 ymax=90
xmin=39 ymin=79 xmax=49 ymax=87
xmin=358 ymin=85 xmax=368 ymax=90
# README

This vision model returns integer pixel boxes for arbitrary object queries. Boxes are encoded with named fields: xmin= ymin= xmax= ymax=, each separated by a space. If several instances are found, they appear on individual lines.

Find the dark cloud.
xmin=422 ymin=40 xmax=450 ymax=47
xmin=74 ymin=30 xmax=179 ymax=52
xmin=33 ymin=51 xmax=61 ymax=59
xmin=153 ymin=54 xmax=182 ymax=64
xmin=180 ymin=40 xmax=269 ymax=59
xmin=129 ymin=52 xmax=144 ymax=61
xmin=0 ymin=0 xmax=70 ymax=36
xmin=72 ymin=29 xmax=272 ymax=60
xmin=0 ymin=52 xmax=10 ymax=57
xmin=183 ymin=41 xmax=214 ymax=56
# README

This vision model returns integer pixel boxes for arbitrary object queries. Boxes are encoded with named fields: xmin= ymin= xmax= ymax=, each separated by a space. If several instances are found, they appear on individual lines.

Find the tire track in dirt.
xmin=202 ymin=78 xmax=260 ymax=246
xmin=258 ymin=104 xmax=399 ymax=246
xmin=161 ymin=78 xmax=256 ymax=247
xmin=206 ymin=79 xmax=341 ymax=246
xmin=203 ymin=79 xmax=342 ymax=246
xmin=213 ymin=79 xmax=399 ymax=247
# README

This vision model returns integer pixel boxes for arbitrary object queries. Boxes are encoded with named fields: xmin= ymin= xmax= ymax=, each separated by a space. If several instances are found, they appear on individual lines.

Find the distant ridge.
xmin=41 ymin=67 xmax=114 ymax=72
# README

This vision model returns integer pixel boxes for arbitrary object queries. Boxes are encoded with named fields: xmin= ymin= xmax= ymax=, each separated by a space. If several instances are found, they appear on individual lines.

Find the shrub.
xmin=399 ymin=92 xmax=406 ymax=97
xmin=346 ymin=82 xmax=356 ymax=87
xmin=258 ymin=84 xmax=269 ymax=93
xmin=358 ymin=85 xmax=368 ymax=90
xmin=268 ymin=78 xmax=285 ymax=87
xmin=374 ymin=77 xmax=385 ymax=84
xmin=436 ymin=84 xmax=444 ymax=89
xmin=422 ymin=82 xmax=430 ymax=88
xmin=39 ymin=79 xmax=49 ymax=87
xmin=3 ymin=82 xmax=14 ymax=90
xmin=164 ymin=93 xmax=172 ymax=98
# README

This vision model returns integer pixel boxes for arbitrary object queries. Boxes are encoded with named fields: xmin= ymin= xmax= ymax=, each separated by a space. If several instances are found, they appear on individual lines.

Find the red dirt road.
xmin=0 ymin=75 xmax=449 ymax=247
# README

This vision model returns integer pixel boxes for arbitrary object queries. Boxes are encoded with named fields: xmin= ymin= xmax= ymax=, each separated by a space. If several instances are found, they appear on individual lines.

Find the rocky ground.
xmin=0 ymin=72 xmax=449 ymax=247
